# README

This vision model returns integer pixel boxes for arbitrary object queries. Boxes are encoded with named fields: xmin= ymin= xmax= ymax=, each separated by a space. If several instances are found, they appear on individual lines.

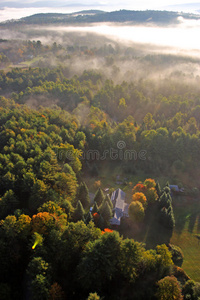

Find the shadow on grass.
xmin=197 ymin=215 xmax=200 ymax=233
xmin=188 ymin=212 xmax=199 ymax=233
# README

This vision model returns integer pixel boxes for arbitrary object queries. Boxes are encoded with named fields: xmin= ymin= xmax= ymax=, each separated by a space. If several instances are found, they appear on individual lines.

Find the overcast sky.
xmin=0 ymin=1 xmax=200 ymax=22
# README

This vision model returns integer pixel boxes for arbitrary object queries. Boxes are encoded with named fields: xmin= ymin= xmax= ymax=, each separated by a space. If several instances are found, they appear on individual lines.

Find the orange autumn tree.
xmin=132 ymin=183 xmax=146 ymax=194
xmin=132 ymin=192 xmax=147 ymax=208
xmin=132 ymin=179 xmax=158 ymax=205
xmin=32 ymin=212 xmax=55 ymax=234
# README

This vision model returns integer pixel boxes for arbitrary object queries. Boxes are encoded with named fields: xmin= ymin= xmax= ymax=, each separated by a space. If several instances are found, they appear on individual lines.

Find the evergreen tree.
xmin=77 ymin=182 xmax=90 ymax=209
xmin=156 ymin=181 xmax=162 ymax=197
xmin=73 ymin=200 xmax=85 ymax=222
xmin=92 ymin=202 xmax=99 ymax=214
xmin=104 ymin=194 xmax=113 ymax=209
xmin=85 ymin=212 xmax=93 ymax=225
xmin=167 ymin=205 xmax=175 ymax=229
xmin=97 ymin=214 xmax=105 ymax=230
xmin=99 ymin=201 xmax=112 ymax=225
xmin=158 ymin=192 xmax=170 ymax=209
xmin=93 ymin=188 xmax=105 ymax=206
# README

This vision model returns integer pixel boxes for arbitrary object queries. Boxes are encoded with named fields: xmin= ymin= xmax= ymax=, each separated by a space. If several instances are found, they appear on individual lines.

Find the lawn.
xmin=171 ymin=201 xmax=200 ymax=282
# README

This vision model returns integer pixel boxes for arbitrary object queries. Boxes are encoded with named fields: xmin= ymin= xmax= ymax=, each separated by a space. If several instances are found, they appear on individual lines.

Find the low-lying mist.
xmin=1 ymin=18 xmax=200 ymax=83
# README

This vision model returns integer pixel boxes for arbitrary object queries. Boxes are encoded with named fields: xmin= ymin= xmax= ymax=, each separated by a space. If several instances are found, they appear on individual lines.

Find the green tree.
xmin=73 ymin=200 xmax=85 ymax=222
xmin=128 ymin=201 xmax=145 ymax=222
xmin=99 ymin=201 xmax=112 ymax=225
xmin=93 ymin=188 xmax=104 ymax=206
xmin=104 ymin=194 xmax=113 ymax=209
xmin=156 ymin=276 xmax=183 ymax=300
xmin=156 ymin=182 xmax=162 ymax=197
xmin=78 ymin=231 xmax=121 ymax=291
xmin=31 ymin=274 xmax=50 ymax=300
xmin=87 ymin=292 xmax=100 ymax=300
xmin=92 ymin=202 xmax=99 ymax=214
xmin=77 ymin=182 xmax=90 ymax=209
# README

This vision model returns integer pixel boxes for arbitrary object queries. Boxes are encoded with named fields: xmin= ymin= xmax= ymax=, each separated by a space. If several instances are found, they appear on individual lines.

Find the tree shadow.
xmin=188 ymin=212 xmax=199 ymax=233
xmin=197 ymin=215 xmax=200 ymax=232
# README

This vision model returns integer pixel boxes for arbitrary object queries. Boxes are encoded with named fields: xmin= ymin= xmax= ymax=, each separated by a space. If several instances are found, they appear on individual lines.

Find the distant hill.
xmin=1 ymin=9 xmax=200 ymax=26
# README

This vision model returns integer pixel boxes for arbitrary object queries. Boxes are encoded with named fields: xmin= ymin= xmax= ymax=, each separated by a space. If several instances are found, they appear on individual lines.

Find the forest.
xmin=0 ymin=14 xmax=200 ymax=299
xmin=2 ymin=9 xmax=200 ymax=26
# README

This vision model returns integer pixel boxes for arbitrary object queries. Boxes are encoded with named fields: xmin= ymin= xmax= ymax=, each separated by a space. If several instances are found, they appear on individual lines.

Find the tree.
xmin=73 ymin=200 xmax=85 ymax=222
xmin=0 ymin=189 xmax=19 ymax=218
xmin=29 ymin=180 xmax=48 ymax=212
xmin=48 ymin=282 xmax=65 ymax=300
xmin=30 ymin=274 xmax=50 ymax=300
xmin=16 ymin=214 xmax=31 ymax=239
xmin=32 ymin=212 xmax=55 ymax=234
xmin=77 ymin=182 xmax=90 ymax=209
xmin=87 ymin=292 xmax=100 ymax=300
xmin=93 ymin=188 xmax=104 ymax=206
xmin=144 ymin=178 xmax=156 ymax=189
xmin=27 ymin=257 xmax=49 ymax=279
xmin=77 ymin=231 xmax=121 ymax=291
xmin=158 ymin=192 xmax=170 ymax=209
xmin=145 ymin=188 xmax=158 ymax=204
xmin=104 ymin=194 xmax=113 ymax=209
xmin=156 ymin=276 xmax=183 ymax=300
xmin=132 ymin=183 xmax=146 ymax=194
xmin=92 ymin=202 xmax=99 ymax=214
xmin=99 ymin=201 xmax=112 ymax=225
xmin=168 ymin=244 xmax=184 ymax=267
xmin=143 ymin=113 xmax=155 ymax=130
xmin=128 ymin=201 xmax=145 ymax=222
xmin=38 ymin=201 xmax=64 ymax=216
xmin=85 ymin=211 xmax=93 ymax=225
xmin=156 ymin=182 xmax=162 ymax=197
xmin=156 ymin=244 xmax=173 ymax=267
xmin=132 ymin=192 xmax=147 ymax=208
xmin=119 ymin=239 xmax=143 ymax=283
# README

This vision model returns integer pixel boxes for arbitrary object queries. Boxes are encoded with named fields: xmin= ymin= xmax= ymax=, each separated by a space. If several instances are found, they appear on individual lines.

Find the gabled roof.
xmin=169 ymin=185 xmax=184 ymax=192
xmin=111 ymin=188 xmax=126 ymax=207
xmin=110 ymin=188 xmax=129 ymax=225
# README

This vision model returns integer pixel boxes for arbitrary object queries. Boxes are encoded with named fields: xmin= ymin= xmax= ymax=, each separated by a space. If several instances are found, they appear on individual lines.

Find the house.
xmin=169 ymin=185 xmax=184 ymax=194
xmin=110 ymin=188 xmax=129 ymax=226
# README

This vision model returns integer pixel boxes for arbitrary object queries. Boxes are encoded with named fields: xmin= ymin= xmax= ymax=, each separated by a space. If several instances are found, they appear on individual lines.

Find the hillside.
xmin=1 ymin=9 xmax=200 ymax=26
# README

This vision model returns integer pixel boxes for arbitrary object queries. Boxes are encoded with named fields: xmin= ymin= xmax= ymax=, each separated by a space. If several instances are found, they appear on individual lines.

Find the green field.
xmin=171 ymin=202 xmax=200 ymax=282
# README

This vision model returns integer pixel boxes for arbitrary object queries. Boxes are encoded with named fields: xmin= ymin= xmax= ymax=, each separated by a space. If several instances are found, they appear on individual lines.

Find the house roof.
xmin=110 ymin=188 xmax=129 ymax=225
xmin=111 ymin=188 xmax=126 ymax=207
xmin=169 ymin=185 xmax=182 ymax=192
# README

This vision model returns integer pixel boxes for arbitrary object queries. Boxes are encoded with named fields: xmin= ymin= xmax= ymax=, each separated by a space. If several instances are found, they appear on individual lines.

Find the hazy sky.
xmin=0 ymin=0 xmax=200 ymax=22
xmin=0 ymin=0 xmax=200 ymax=8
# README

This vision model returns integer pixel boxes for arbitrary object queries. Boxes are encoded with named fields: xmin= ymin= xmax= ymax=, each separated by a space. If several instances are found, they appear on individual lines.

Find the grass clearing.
xmin=171 ymin=202 xmax=200 ymax=281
